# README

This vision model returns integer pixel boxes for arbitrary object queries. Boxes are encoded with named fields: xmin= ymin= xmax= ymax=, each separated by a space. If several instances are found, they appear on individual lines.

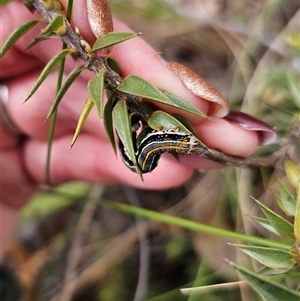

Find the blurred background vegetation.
xmin=4 ymin=0 xmax=299 ymax=300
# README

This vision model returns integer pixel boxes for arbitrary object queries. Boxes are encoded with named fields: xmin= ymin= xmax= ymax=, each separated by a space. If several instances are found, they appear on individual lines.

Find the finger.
xmin=24 ymin=133 xmax=194 ymax=189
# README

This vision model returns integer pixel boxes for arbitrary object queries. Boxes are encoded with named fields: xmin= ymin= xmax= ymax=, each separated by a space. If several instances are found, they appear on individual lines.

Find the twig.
xmin=30 ymin=0 xmax=299 ymax=169
xmin=196 ymin=121 xmax=300 ymax=168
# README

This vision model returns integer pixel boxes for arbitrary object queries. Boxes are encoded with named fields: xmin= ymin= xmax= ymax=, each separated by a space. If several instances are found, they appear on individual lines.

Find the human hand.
xmin=0 ymin=0 xmax=275 ymax=250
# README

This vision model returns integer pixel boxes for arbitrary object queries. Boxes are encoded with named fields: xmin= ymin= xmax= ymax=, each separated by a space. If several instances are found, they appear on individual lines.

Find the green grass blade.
xmin=98 ymin=198 xmax=291 ymax=250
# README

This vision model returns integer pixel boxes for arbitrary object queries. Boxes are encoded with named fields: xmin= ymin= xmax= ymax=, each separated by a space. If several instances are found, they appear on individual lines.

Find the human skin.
xmin=0 ymin=0 xmax=262 ymax=256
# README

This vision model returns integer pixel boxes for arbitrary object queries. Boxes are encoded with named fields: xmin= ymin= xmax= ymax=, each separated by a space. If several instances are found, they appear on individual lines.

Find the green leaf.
xmin=284 ymin=159 xmax=299 ymax=189
xmin=147 ymin=111 xmax=206 ymax=148
xmin=112 ymin=99 xmax=142 ymax=178
xmin=41 ymin=14 xmax=67 ymax=35
xmin=276 ymin=179 xmax=296 ymax=216
xmin=25 ymin=33 xmax=58 ymax=50
xmin=26 ymin=49 xmax=77 ymax=101
xmin=0 ymin=19 xmax=41 ymax=58
xmin=253 ymin=198 xmax=294 ymax=238
xmin=147 ymin=110 xmax=190 ymax=132
xmin=233 ymin=244 xmax=297 ymax=270
xmin=117 ymin=75 xmax=173 ymax=105
xmin=162 ymin=91 xmax=206 ymax=118
xmin=103 ymin=95 xmax=117 ymax=154
xmin=229 ymin=261 xmax=300 ymax=301
xmin=70 ymin=97 xmax=94 ymax=147
xmin=47 ymin=65 xmax=85 ymax=119
xmin=88 ymin=69 xmax=106 ymax=118
xmin=105 ymin=57 xmax=122 ymax=75
xmin=249 ymin=216 xmax=280 ymax=235
xmin=91 ymin=32 xmax=139 ymax=53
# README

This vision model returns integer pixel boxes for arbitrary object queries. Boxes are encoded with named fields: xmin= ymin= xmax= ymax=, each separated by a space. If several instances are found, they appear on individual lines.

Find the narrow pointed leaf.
xmin=253 ymin=198 xmax=294 ymax=238
xmin=41 ymin=14 xmax=67 ymax=35
xmin=148 ymin=110 xmax=206 ymax=147
xmin=26 ymin=49 xmax=77 ymax=101
xmin=25 ymin=33 xmax=58 ymax=50
xmin=47 ymin=65 xmax=85 ymax=119
xmin=70 ymin=97 xmax=94 ymax=147
xmin=229 ymin=261 xmax=300 ymax=301
xmin=103 ymin=95 xmax=116 ymax=154
xmin=276 ymin=178 xmax=296 ymax=216
xmin=162 ymin=90 xmax=206 ymax=118
xmin=233 ymin=244 xmax=297 ymax=270
xmin=0 ymin=19 xmax=41 ymax=58
xmin=91 ymin=32 xmax=139 ymax=53
xmin=249 ymin=216 xmax=279 ymax=235
xmin=88 ymin=69 xmax=106 ymax=118
xmin=106 ymin=57 xmax=122 ymax=75
xmin=284 ymin=159 xmax=299 ymax=189
xmin=112 ymin=99 xmax=142 ymax=178
xmin=117 ymin=75 xmax=173 ymax=105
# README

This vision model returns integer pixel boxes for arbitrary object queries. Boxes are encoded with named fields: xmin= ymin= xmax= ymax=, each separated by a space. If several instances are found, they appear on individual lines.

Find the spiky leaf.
xmin=47 ymin=65 xmax=85 ymax=119
xmin=162 ymin=90 xmax=206 ymax=118
xmin=26 ymin=49 xmax=77 ymax=101
xmin=233 ymin=244 xmax=297 ymax=270
xmin=284 ymin=159 xmax=299 ymax=189
xmin=91 ymin=32 xmax=139 ymax=53
xmin=276 ymin=179 xmax=296 ymax=216
xmin=249 ymin=216 xmax=280 ymax=235
xmin=253 ymin=198 xmax=294 ymax=238
xmin=103 ymin=95 xmax=116 ymax=154
xmin=25 ymin=33 xmax=58 ymax=50
xmin=117 ymin=75 xmax=173 ymax=105
xmin=88 ymin=69 xmax=106 ymax=118
xmin=112 ymin=99 xmax=142 ymax=178
xmin=70 ymin=97 xmax=94 ymax=147
xmin=229 ymin=261 xmax=300 ymax=301
xmin=0 ymin=19 xmax=41 ymax=58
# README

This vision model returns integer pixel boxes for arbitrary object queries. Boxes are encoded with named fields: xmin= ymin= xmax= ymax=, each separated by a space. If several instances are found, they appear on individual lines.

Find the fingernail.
xmin=223 ymin=111 xmax=276 ymax=145
xmin=167 ymin=62 xmax=229 ymax=118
